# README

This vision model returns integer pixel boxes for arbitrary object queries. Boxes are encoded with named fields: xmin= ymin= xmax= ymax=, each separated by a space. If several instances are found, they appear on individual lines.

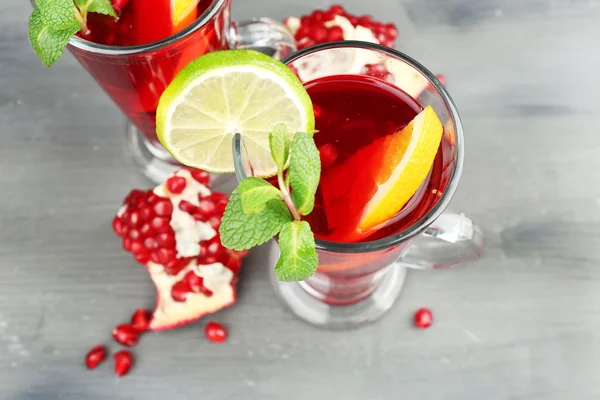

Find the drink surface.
xmin=71 ymin=0 xmax=224 ymax=145
xmin=304 ymin=74 xmax=446 ymax=243
xmin=82 ymin=0 xmax=214 ymax=46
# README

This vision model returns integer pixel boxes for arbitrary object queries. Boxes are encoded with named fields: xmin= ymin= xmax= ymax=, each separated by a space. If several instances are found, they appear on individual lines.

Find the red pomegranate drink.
xmin=70 ymin=0 xmax=225 ymax=144
xmin=303 ymin=74 xmax=448 ymax=243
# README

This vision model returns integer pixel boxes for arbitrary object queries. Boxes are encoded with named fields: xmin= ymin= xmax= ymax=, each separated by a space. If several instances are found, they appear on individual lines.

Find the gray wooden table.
xmin=2 ymin=0 xmax=600 ymax=399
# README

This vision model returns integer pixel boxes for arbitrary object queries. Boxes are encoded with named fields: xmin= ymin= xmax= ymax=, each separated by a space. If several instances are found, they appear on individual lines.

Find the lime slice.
xmin=156 ymin=50 xmax=315 ymax=177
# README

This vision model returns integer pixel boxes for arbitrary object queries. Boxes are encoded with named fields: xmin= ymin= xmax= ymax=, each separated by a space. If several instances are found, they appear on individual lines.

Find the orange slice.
xmin=358 ymin=105 xmax=443 ymax=231
xmin=172 ymin=0 xmax=198 ymax=33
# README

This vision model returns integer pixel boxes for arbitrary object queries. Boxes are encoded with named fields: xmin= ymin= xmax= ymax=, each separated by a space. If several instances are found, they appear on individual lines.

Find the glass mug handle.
xmin=397 ymin=212 xmax=484 ymax=269
xmin=228 ymin=18 xmax=297 ymax=60
xmin=233 ymin=134 xmax=484 ymax=270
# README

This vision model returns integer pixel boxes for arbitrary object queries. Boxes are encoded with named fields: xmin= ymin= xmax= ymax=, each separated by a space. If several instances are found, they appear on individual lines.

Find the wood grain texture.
xmin=2 ymin=0 xmax=600 ymax=399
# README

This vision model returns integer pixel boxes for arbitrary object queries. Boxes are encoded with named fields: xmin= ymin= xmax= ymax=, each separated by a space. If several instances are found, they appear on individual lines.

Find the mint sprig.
xmin=28 ymin=0 xmax=117 ymax=67
xmin=219 ymin=124 xmax=321 ymax=281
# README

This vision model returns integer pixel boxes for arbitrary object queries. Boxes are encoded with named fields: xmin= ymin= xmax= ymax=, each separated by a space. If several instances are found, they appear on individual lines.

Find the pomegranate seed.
xmin=155 ymin=248 xmax=177 ymax=265
xmin=166 ymin=176 xmax=187 ymax=194
xmin=85 ymin=345 xmax=106 ymax=370
xmin=126 ymin=211 xmax=141 ymax=227
xmin=112 ymin=324 xmax=139 ymax=347
xmin=123 ymin=237 xmax=133 ymax=252
xmin=373 ymin=22 xmax=385 ymax=34
xmin=310 ymin=9 xmax=324 ymax=22
xmin=178 ymin=200 xmax=198 ymax=214
xmin=323 ymin=9 xmax=337 ymax=21
xmin=414 ymin=308 xmax=433 ymax=329
xmin=130 ymin=240 xmax=144 ymax=253
xmin=205 ymin=321 xmax=227 ymax=343
xmin=153 ymin=199 xmax=173 ymax=216
xmin=208 ymin=216 xmax=221 ymax=230
xmin=309 ymin=25 xmax=327 ymax=42
xmin=134 ymin=252 xmax=150 ymax=264
xmin=139 ymin=223 xmax=152 ymax=237
xmin=313 ymin=104 xmax=323 ymax=119
xmin=139 ymin=206 xmax=153 ymax=221
xmin=358 ymin=15 xmax=373 ymax=27
xmin=295 ymin=24 xmax=310 ymax=41
xmin=298 ymin=39 xmax=315 ymax=50
xmin=112 ymin=217 xmax=125 ymax=237
xmin=185 ymin=271 xmax=213 ymax=296
xmin=318 ymin=143 xmax=339 ymax=168
xmin=197 ymin=200 xmax=216 ymax=218
xmin=151 ymin=217 xmax=170 ymax=233
xmin=197 ymin=242 xmax=209 ymax=260
xmin=171 ymin=280 xmax=191 ymax=302
xmin=376 ymin=33 xmax=387 ymax=45
xmin=210 ymin=192 xmax=229 ymax=203
xmin=157 ymin=232 xmax=176 ymax=247
xmin=347 ymin=15 xmax=358 ymax=26
xmin=225 ymin=256 xmax=242 ymax=275
xmin=190 ymin=169 xmax=210 ymax=185
xmin=146 ymin=193 xmax=159 ymax=204
xmin=329 ymin=4 xmax=345 ymax=15
xmin=144 ymin=237 xmax=158 ymax=250
xmin=385 ymin=23 xmax=398 ymax=40
xmin=326 ymin=26 xmax=344 ymax=42
xmin=131 ymin=309 xmax=151 ymax=333
xmin=128 ymin=228 xmax=141 ymax=241
xmin=113 ymin=350 xmax=134 ymax=377
xmin=300 ymin=16 xmax=310 ymax=26
xmin=204 ymin=256 xmax=218 ymax=264
xmin=164 ymin=257 xmax=191 ymax=275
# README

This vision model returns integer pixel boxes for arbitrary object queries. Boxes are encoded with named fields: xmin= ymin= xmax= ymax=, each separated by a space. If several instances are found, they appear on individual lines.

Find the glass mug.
xmin=63 ymin=0 xmax=296 ymax=184
xmin=232 ymin=41 xmax=484 ymax=330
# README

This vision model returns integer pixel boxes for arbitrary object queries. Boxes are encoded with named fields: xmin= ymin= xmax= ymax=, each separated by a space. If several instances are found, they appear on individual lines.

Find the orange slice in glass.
xmin=172 ymin=0 xmax=198 ymax=33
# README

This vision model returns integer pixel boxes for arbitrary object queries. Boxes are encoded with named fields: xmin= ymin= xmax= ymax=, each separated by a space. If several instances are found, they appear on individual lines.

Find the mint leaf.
xmin=220 ymin=187 xmax=293 ymax=251
xmin=29 ymin=8 xmax=81 ymax=67
xmin=275 ymin=221 xmax=318 ymax=281
xmin=289 ymin=132 xmax=321 ymax=216
xmin=239 ymin=177 xmax=282 ymax=214
xmin=269 ymin=124 xmax=291 ymax=171
xmin=37 ymin=0 xmax=78 ymax=30
xmin=87 ymin=0 xmax=117 ymax=17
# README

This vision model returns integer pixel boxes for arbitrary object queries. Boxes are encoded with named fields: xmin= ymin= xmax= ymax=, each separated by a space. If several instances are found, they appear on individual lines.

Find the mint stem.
xmin=74 ymin=3 xmax=89 ymax=35
xmin=278 ymin=170 xmax=301 ymax=222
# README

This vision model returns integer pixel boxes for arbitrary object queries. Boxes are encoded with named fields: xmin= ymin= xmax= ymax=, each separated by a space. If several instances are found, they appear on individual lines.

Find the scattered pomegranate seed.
xmin=113 ymin=350 xmax=134 ymax=377
xmin=112 ymin=324 xmax=139 ymax=347
xmin=85 ymin=345 xmax=107 ymax=370
xmin=130 ymin=309 xmax=151 ymax=333
xmin=166 ymin=176 xmax=187 ymax=194
xmin=205 ymin=321 xmax=228 ymax=343
xmin=414 ymin=308 xmax=433 ymax=329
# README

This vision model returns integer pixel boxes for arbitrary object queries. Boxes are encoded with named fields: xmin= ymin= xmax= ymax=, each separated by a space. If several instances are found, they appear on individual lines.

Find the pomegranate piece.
xmin=112 ymin=324 xmax=139 ymax=347
xmin=113 ymin=350 xmax=134 ymax=377
xmin=111 ymin=169 xmax=247 ymax=331
xmin=283 ymin=6 xmax=399 ymax=48
xmin=205 ymin=321 xmax=228 ymax=343
xmin=85 ymin=345 xmax=107 ymax=370
xmin=130 ymin=309 xmax=151 ymax=333
xmin=414 ymin=308 xmax=433 ymax=329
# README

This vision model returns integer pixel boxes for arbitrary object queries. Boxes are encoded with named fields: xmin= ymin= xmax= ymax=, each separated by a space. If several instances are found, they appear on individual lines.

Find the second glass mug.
xmin=233 ymin=41 xmax=484 ymax=330
xmin=66 ymin=0 xmax=296 ymax=184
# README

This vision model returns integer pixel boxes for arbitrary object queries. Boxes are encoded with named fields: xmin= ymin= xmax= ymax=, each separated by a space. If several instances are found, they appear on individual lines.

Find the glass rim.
xmin=66 ymin=0 xmax=226 ymax=54
xmin=281 ymin=41 xmax=465 ymax=254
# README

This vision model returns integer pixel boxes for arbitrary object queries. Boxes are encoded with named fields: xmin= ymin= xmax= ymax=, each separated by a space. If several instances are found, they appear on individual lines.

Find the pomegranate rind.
xmin=147 ymin=261 xmax=237 ymax=331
